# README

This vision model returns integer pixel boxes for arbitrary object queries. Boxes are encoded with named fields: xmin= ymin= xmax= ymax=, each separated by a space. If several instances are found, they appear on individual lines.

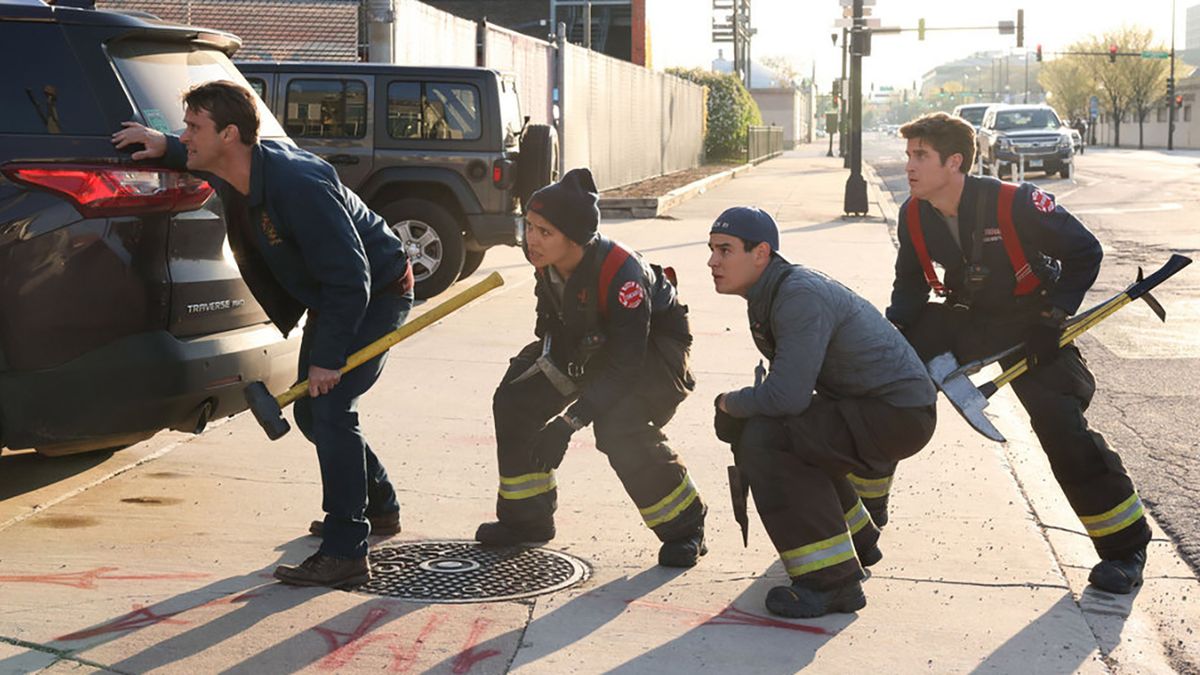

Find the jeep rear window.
xmin=0 ymin=24 xmax=107 ymax=135
xmin=387 ymin=81 xmax=481 ymax=141
xmin=284 ymin=79 xmax=367 ymax=139
xmin=108 ymin=41 xmax=286 ymax=138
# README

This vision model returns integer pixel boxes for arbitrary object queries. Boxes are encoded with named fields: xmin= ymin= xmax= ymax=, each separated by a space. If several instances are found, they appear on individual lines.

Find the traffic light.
xmin=1036 ymin=45 xmax=1043 ymax=62
xmin=1016 ymin=9 xmax=1024 ymax=48
xmin=1176 ymin=94 xmax=1184 ymax=108
xmin=1167 ymin=76 xmax=1174 ymax=98
xmin=918 ymin=18 xmax=925 ymax=41
xmin=1109 ymin=45 xmax=1118 ymax=63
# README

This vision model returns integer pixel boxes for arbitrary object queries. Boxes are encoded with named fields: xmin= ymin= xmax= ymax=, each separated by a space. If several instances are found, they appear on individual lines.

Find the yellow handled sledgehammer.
xmin=244 ymin=271 xmax=505 ymax=440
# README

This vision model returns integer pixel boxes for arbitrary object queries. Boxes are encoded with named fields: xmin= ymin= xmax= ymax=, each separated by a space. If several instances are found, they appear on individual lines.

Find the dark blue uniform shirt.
xmin=164 ymin=137 xmax=409 ymax=369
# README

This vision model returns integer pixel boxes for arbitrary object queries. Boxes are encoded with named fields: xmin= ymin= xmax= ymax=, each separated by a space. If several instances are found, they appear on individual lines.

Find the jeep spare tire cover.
xmin=517 ymin=124 xmax=560 ymax=209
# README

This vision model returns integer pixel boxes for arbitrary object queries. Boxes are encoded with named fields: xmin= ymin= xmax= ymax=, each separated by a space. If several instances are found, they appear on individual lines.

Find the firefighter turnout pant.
xmin=738 ymin=396 xmax=936 ymax=589
xmin=905 ymin=301 xmax=1152 ymax=560
xmin=491 ymin=339 xmax=705 ymax=542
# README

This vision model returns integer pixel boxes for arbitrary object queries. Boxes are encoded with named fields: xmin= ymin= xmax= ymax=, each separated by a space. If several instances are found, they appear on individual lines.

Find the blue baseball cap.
xmin=710 ymin=206 xmax=779 ymax=252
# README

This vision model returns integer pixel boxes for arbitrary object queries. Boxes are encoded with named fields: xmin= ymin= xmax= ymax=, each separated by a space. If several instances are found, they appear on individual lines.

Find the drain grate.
xmin=358 ymin=540 xmax=590 ymax=603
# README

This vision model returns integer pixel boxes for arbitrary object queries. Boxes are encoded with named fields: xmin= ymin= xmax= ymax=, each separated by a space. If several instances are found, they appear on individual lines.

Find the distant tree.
xmin=1079 ymin=31 xmax=1137 ymax=147
xmin=667 ymin=68 xmax=762 ymax=160
xmin=1039 ymin=53 xmax=1095 ymax=121
xmin=760 ymin=55 xmax=802 ymax=88
xmin=1120 ymin=28 xmax=1170 ymax=148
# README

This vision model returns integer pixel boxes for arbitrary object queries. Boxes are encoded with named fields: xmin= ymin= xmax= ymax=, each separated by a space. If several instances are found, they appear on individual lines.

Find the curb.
xmin=599 ymin=162 xmax=756 ymax=219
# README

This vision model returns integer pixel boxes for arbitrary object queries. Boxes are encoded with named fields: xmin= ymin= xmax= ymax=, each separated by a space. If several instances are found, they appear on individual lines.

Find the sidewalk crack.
xmin=0 ymin=635 xmax=130 ymax=674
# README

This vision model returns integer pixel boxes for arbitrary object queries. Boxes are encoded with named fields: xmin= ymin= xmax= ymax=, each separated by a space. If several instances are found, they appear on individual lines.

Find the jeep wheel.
xmin=459 ymin=249 xmax=486 ymax=280
xmin=1059 ymin=162 xmax=1072 ymax=179
xmin=380 ymin=199 xmax=465 ymax=300
xmin=517 ymin=124 xmax=560 ymax=208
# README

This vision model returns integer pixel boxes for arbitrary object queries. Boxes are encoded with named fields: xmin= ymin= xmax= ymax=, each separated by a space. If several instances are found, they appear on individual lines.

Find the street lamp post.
xmin=1169 ymin=0 xmax=1177 ymax=150
xmin=843 ymin=0 xmax=869 ymax=216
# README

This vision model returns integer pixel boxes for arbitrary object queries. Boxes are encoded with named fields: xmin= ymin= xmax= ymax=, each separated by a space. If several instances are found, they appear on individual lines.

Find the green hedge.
xmin=666 ymin=68 xmax=762 ymax=160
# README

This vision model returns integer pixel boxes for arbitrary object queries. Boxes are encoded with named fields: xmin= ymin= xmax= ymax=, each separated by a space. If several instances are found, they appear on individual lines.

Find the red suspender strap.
xmin=996 ymin=182 xmax=1041 ymax=296
xmin=597 ymin=243 xmax=631 ymax=317
xmin=905 ymin=198 xmax=947 ymax=296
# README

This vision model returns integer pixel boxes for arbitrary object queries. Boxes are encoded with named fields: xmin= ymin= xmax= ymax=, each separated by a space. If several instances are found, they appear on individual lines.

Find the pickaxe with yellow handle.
xmin=244 ymin=271 xmax=505 ymax=440
xmin=927 ymin=254 xmax=1191 ymax=443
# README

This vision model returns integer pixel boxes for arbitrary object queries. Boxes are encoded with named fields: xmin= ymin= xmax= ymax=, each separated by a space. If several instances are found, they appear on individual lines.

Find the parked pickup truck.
xmin=977 ymin=104 xmax=1075 ymax=179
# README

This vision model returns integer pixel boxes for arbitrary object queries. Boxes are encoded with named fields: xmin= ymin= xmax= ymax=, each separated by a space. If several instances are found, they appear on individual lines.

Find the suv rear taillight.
xmin=2 ymin=164 xmax=213 ymax=217
xmin=492 ymin=158 xmax=516 ymax=190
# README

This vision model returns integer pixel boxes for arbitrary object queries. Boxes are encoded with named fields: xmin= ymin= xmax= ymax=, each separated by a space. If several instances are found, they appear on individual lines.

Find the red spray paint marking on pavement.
xmin=314 ymin=605 xmax=393 ymax=671
xmin=0 ymin=566 xmax=209 ymax=590
xmin=386 ymin=612 xmax=447 ymax=673
xmin=55 ymin=604 xmax=190 ymax=641
xmin=451 ymin=617 xmax=501 ymax=674
xmin=625 ymin=600 xmax=830 ymax=635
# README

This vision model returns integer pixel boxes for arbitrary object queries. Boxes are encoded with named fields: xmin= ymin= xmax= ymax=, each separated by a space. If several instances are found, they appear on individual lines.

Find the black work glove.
xmin=1027 ymin=307 xmax=1067 ymax=370
xmin=530 ymin=417 xmax=575 ymax=472
xmin=714 ymin=395 xmax=746 ymax=445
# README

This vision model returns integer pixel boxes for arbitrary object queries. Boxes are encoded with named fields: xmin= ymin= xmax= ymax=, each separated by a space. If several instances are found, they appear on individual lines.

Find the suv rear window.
xmin=284 ymin=79 xmax=367 ymax=138
xmin=0 ymin=24 xmax=107 ymax=135
xmin=957 ymin=107 xmax=987 ymax=127
xmin=109 ymin=41 xmax=286 ymax=138
xmin=386 ymin=81 xmax=481 ymax=140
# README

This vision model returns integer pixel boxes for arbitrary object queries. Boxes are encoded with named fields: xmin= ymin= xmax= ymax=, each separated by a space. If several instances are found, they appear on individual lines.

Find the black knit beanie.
xmin=527 ymin=168 xmax=600 ymax=245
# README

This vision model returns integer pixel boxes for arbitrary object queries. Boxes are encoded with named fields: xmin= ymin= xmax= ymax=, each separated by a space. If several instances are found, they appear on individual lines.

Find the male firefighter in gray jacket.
xmin=708 ymin=207 xmax=937 ymax=618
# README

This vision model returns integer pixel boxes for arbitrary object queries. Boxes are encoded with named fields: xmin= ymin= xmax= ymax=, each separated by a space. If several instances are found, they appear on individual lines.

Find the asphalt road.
xmin=864 ymin=132 xmax=1200 ymax=577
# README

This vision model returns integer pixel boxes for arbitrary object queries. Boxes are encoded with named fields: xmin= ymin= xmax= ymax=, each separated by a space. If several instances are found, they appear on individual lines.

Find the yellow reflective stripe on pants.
xmin=639 ymin=474 xmax=699 ymax=529
xmin=847 ymin=473 xmax=892 ymax=499
xmin=844 ymin=499 xmax=871 ymax=535
xmin=780 ymin=531 xmax=856 ymax=578
xmin=498 ymin=471 xmax=556 ymax=500
xmin=1080 ymin=493 xmax=1145 ymax=539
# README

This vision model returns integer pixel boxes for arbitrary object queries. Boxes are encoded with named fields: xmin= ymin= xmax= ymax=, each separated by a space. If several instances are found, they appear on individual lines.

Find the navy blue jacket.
xmin=533 ymin=235 xmax=689 ymax=426
xmin=164 ymin=137 xmax=409 ymax=369
xmin=887 ymin=175 xmax=1102 ymax=328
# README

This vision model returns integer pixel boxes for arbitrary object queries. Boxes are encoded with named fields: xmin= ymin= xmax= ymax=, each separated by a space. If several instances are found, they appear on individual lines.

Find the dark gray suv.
xmin=977 ymin=104 xmax=1075 ymax=179
xmin=236 ymin=61 xmax=558 ymax=299
xmin=0 ymin=0 xmax=299 ymax=456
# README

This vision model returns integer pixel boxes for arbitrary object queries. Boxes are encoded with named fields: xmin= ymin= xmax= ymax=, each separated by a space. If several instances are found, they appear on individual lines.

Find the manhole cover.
xmin=359 ymin=540 xmax=590 ymax=603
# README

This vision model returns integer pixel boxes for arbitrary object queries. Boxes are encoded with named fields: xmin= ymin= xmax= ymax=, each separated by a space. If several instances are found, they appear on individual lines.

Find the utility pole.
xmin=1169 ymin=0 xmax=1177 ymax=150
xmin=839 ymin=27 xmax=848 ymax=160
xmin=1024 ymin=53 xmax=1029 ymax=103
xmin=843 ymin=0 xmax=868 ymax=216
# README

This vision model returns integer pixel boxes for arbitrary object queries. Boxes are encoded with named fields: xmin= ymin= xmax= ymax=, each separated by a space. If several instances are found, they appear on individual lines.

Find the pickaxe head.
xmin=244 ymin=381 xmax=291 ymax=440
xmin=926 ymin=352 xmax=1007 ymax=443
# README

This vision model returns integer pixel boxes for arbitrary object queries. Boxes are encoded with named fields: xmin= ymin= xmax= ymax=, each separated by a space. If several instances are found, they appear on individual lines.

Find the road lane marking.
xmin=1071 ymin=203 xmax=1182 ymax=215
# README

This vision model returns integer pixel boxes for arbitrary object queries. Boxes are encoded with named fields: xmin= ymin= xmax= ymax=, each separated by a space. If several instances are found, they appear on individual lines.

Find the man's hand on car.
xmin=307 ymin=366 xmax=341 ymax=398
xmin=111 ymin=121 xmax=167 ymax=160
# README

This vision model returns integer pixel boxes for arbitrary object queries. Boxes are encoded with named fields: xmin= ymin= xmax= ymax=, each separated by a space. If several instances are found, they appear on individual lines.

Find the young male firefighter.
xmin=709 ymin=207 xmax=937 ymax=618
xmin=475 ymin=168 xmax=707 ymax=567
xmin=889 ymin=112 xmax=1150 ymax=594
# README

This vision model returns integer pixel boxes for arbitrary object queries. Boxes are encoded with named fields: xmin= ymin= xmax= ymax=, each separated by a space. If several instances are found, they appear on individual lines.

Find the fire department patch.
xmin=617 ymin=280 xmax=644 ymax=309
xmin=1031 ymin=189 xmax=1056 ymax=214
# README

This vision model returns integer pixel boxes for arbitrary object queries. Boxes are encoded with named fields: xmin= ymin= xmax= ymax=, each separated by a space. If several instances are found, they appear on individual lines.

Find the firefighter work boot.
xmin=1088 ymin=547 xmax=1147 ymax=595
xmin=765 ymin=579 xmax=867 ymax=619
xmin=861 ymin=495 xmax=889 ymax=528
xmin=474 ymin=520 xmax=555 ymax=546
xmin=273 ymin=553 xmax=370 ymax=589
xmin=658 ymin=527 xmax=708 ymax=568
xmin=308 ymin=511 xmax=401 ymax=538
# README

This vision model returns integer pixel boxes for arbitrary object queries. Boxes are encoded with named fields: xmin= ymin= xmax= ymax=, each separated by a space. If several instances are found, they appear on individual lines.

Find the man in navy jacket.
xmin=889 ymin=112 xmax=1150 ymax=595
xmin=114 ymin=80 xmax=412 ymax=588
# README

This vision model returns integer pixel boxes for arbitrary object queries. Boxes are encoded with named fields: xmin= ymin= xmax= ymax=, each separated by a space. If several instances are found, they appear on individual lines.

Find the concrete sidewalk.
xmin=0 ymin=146 xmax=1197 ymax=674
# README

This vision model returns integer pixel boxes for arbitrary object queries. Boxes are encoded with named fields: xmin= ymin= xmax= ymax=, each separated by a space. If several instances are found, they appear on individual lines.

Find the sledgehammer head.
xmin=244 ymin=381 xmax=291 ymax=440
xmin=926 ymin=352 xmax=1006 ymax=443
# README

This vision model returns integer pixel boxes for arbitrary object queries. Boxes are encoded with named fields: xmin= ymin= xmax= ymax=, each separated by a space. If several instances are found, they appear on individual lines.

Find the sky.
xmin=652 ymin=0 xmax=1192 ymax=91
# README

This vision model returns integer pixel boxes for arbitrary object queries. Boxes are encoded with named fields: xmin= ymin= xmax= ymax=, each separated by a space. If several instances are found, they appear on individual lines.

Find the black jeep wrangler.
xmin=236 ymin=61 xmax=559 ymax=299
